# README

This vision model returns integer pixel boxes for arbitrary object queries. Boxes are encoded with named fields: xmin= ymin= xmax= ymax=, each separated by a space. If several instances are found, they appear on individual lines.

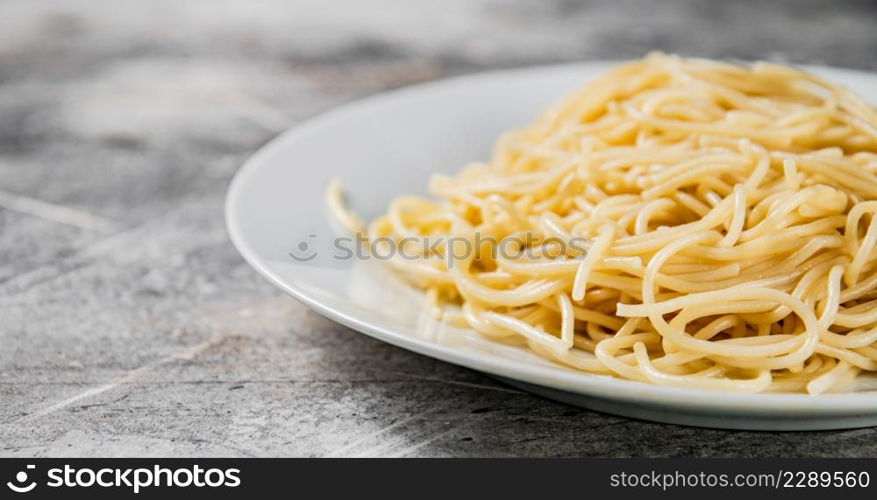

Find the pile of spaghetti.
xmin=340 ymin=54 xmax=877 ymax=393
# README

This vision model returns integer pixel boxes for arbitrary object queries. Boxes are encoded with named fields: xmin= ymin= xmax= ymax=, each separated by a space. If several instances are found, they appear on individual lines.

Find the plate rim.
xmin=226 ymin=60 xmax=877 ymax=417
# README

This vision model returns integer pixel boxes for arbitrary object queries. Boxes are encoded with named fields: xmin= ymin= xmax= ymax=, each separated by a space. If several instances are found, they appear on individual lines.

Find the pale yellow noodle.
xmin=329 ymin=54 xmax=877 ymax=394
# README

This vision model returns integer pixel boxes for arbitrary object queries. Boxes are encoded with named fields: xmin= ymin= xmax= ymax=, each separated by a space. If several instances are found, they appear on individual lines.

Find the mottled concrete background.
xmin=2 ymin=0 xmax=877 ymax=457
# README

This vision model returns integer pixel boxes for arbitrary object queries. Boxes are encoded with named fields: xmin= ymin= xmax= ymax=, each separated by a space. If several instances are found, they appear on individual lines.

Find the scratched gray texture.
xmin=2 ymin=0 xmax=877 ymax=458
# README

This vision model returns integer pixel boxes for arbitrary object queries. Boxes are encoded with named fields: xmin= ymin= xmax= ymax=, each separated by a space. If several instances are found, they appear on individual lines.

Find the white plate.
xmin=226 ymin=61 xmax=877 ymax=430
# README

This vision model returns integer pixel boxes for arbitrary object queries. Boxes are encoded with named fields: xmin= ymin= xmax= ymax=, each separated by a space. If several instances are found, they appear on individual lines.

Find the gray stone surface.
xmin=2 ymin=0 xmax=877 ymax=457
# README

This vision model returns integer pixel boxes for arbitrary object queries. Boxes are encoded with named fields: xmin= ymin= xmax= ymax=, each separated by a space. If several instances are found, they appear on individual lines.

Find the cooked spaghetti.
xmin=333 ymin=54 xmax=877 ymax=394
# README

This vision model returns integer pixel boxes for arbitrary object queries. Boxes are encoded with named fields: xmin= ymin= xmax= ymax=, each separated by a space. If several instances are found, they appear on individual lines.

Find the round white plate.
xmin=226 ymin=61 xmax=877 ymax=430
